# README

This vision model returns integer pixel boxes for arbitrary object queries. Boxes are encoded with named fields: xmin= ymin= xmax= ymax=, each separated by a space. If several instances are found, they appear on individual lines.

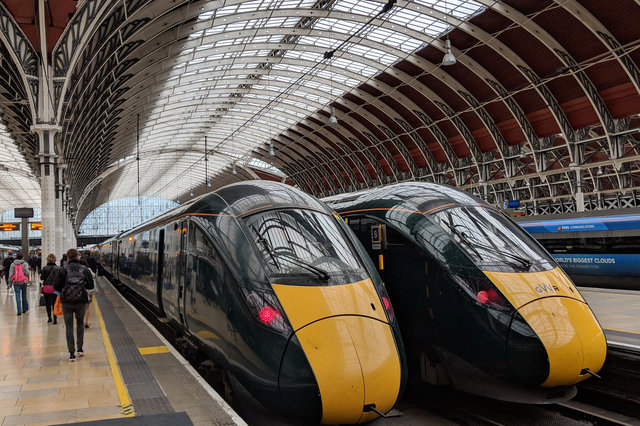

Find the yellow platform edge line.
xmin=581 ymin=290 xmax=640 ymax=298
xmin=604 ymin=327 xmax=640 ymax=336
xmin=94 ymin=297 xmax=136 ymax=417
xmin=138 ymin=345 xmax=170 ymax=355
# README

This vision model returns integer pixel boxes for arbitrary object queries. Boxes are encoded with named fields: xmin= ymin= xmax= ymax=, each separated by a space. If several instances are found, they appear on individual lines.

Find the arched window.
xmin=79 ymin=197 xmax=179 ymax=236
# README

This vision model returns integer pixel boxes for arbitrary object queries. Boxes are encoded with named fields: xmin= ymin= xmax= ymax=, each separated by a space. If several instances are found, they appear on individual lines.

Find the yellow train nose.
xmin=517 ymin=297 xmax=607 ymax=387
xmin=271 ymin=279 xmax=402 ymax=424
xmin=295 ymin=315 xmax=401 ymax=424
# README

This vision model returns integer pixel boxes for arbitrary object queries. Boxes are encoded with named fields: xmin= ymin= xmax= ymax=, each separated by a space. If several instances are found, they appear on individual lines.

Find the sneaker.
xmin=53 ymin=318 xmax=57 ymax=324
xmin=77 ymin=349 xmax=84 ymax=357
xmin=47 ymin=318 xmax=52 ymax=323
xmin=69 ymin=353 xmax=76 ymax=362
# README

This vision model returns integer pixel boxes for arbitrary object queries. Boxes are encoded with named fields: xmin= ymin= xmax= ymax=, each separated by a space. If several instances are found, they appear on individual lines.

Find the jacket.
xmin=9 ymin=259 xmax=30 ymax=284
xmin=41 ymin=262 xmax=60 ymax=285
xmin=54 ymin=259 xmax=95 ymax=300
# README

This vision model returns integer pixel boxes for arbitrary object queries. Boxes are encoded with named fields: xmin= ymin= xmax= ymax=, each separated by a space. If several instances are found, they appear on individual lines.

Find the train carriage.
xmin=99 ymin=181 xmax=407 ymax=424
xmin=328 ymin=182 xmax=607 ymax=403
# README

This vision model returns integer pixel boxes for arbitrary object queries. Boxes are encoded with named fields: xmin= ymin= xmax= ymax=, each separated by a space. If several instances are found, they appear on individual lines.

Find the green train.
xmin=99 ymin=181 xmax=406 ymax=424
xmin=328 ymin=182 xmax=606 ymax=403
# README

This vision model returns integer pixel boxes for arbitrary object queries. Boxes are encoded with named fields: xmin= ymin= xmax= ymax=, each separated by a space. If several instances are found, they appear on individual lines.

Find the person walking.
xmin=40 ymin=253 xmax=60 ymax=324
xmin=54 ymin=248 xmax=94 ymax=362
xmin=60 ymin=253 xmax=68 ymax=267
xmin=28 ymin=254 xmax=38 ymax=284
xmin=9 ymin=252 xmax=31 ymax=315
xmin=84 ymin=251 xmax=99 ymax=329
xmin=3 ymin=253 xmax=14 ymax=290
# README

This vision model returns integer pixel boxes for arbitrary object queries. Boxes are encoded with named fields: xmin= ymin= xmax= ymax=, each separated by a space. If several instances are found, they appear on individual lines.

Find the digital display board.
xmin=0 ymin=223 xmax=20 ymax=231
xmin=30 ymin=222 xmax=42 ymax=230
xmin=14 ymin=208 xmax=34 ymax=218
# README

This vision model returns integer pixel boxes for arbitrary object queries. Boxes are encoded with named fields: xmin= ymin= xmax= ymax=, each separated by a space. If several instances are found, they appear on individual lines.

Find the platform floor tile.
xmin=0 ymin=283 xmax=126 ymax=425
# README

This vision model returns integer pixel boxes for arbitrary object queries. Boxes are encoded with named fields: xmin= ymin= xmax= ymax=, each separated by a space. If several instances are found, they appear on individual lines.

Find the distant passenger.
xmin=60 ymin=253 xmax=68 ymax=267
xmin=40 ymin=253 xmax=61 ymax=325
xmin=54 ymin=248 xmax=95 ymax=362
xmin=36 ymin=253 xmax=42 ymax=275
xmin=84 ymin=251 xmax=99 ymax=329
xmin=9 ymin=252 xmax=30 ymax=315
xmin=2 ymin=254 xmax=14 ymax=290
xmin=28 ymin=254 xmax=38 ymax=284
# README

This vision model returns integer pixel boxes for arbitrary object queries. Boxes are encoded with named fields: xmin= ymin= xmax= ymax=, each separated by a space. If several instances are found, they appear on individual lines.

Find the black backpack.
xmin=61 ymin=264 xmax=88 ymax=304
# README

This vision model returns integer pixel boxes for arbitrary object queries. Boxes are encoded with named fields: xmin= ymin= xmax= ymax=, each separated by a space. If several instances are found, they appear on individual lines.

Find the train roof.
xmin=119 ymin=181 xmax=327 ymax=238
xmin=327 ymin=182 xmax=485 ymax=214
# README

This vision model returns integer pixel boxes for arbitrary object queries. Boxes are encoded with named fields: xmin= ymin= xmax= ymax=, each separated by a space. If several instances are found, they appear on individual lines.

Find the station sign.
xmin=14 ymin=208 xmax=34 ymax=218
xmin=30 ymin=222 xmax=42 ymax=230
xmin=0 ymin=223 xmax=20 ymax=231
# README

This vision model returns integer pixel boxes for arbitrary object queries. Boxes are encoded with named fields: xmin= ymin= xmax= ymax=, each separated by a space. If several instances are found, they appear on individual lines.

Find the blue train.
xmin=517 ymin=213 xmax=640 ymax=289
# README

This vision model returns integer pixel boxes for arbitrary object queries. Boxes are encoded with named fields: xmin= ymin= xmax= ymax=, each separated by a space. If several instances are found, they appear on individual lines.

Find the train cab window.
xmin=245 ymin=209 xmax=364 ymax=281
xmin=431 ymin=206 xmax=555 ymax=272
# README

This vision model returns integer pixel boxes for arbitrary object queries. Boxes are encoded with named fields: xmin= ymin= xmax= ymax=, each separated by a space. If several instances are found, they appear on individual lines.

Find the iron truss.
xmin=0 ymin=0 xmax=639 ymax=226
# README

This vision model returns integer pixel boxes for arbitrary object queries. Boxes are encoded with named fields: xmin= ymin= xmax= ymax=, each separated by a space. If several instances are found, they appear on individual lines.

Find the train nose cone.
xmin=282 ymin=315 xmax=401 ymax=424
xmin=515 ymin=297 xmax=606 ymax=387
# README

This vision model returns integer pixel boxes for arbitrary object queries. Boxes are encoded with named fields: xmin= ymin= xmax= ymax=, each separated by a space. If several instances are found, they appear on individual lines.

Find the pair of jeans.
xmin=14 ymin=283 xmax=28 ymax=314
xmin=44 ymin=293 xmax=57 ymax=320
xmin=62 ymin=303 xmax=86 ymax=353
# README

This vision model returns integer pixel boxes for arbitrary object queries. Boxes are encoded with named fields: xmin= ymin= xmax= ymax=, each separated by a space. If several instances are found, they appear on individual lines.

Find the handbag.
xmin=41 ymin=267 xmax=57 ymax=294
xmin=53 ymin=295 xmax=63 ymax=316
xmin=39 ymin=294 xmax=45 ymax=306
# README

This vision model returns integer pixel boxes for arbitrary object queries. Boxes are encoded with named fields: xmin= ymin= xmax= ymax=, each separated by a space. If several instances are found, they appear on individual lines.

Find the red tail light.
xmin=241 ymin=288 xmax=291 ymax=334
xmin=259 ymin=306 xmax=281 ymax=324
xmin=476 ymin=288 xmax=508 ymax=309
xmin=382 ymin=296 xmax=394 ymax=322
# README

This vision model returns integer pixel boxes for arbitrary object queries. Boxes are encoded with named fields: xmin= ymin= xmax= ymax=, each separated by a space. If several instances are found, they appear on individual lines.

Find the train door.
xmin=177 ymin=220 xmax=189 ymax=327
xmin=157 ymin=229 xmax=166 ymax=317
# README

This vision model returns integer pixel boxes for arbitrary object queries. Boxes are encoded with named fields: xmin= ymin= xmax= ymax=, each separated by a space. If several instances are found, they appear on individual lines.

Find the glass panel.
xmin=245 ymin=209 xmax=362 ymax=277
xmin=78 ymin=197 xmax=179 ymax=236
xmin=431 ymin=206 xmax=555 ymax=270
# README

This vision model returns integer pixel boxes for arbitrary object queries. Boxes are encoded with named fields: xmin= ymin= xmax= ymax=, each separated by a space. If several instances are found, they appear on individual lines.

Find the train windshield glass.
xmin=431 ymin=206 xmax=554 ymax=271
xmin=245 ymin=209 xmax=363 ymax=279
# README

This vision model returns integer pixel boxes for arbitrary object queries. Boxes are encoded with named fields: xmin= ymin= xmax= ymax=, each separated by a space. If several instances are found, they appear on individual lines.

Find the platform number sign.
xmin=371 ymin=224 xmax=385 ymax=250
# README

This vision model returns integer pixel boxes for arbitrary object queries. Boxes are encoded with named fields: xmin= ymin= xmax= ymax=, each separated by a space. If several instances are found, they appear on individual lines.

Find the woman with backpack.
xmin=9 ymin=252 xmax=31 ymax=315
xmin=54 ymin=248 xmax=95 ymax=362
xmin=40 ymin=253 xmax=60 ymax=324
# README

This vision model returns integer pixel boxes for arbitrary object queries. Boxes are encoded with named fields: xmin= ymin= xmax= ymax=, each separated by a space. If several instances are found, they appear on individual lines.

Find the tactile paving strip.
xmin=95 ymin=290 xmax=174 ymax=416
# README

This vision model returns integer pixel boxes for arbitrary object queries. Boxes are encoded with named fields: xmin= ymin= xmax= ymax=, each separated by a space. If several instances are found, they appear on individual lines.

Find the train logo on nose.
xmin=535 ymin=283 xmax=559 ymax=294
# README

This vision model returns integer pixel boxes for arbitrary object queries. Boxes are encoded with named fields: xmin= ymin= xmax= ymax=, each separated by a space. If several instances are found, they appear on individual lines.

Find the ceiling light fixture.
xmin=269 ymin=141 xmax=275 ymax=156
xmin=232 ymin=163 xmax=237 ymax=175
xmin=442 ymin=39 xmax=456 ymax=66
xmin=441 ymin=0 xmax=456 ymax=66
xmin=328 ymin=105 xmax=338 ymax=125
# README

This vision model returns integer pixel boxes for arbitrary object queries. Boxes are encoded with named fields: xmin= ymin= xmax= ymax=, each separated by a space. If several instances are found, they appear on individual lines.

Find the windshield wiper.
xmin=273 ymin=252 xmax=330 ymax=281
xmin=443 ymin=221 xmax=483 ymax=260
xmin=252 ymin=226 xmax=280 ymax=268
xmin=443 ymin=222 xmax=531 ymax=269
xmin=468 ymin=240 xmax=532 ymax=269
xmin=251 ymin=226 xmax=330 ymax=280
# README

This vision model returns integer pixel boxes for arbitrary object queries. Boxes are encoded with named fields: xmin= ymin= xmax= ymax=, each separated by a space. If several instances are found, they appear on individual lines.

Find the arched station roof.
xmin=0 ymin=0 xmax=639 ymax=227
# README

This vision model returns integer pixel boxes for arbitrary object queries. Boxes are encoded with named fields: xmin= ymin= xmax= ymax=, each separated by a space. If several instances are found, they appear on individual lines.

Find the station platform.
xmin=0 ymin=276 xmax=244 ymax=426
xmin=581 ymin=287 xmax=640 ymax=351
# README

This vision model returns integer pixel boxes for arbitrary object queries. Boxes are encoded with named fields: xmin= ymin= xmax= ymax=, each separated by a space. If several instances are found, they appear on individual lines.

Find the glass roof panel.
xmin=0 ymin=127 xmax=40 ymax=212
xmin=106 ymin=0 xmax=485 ymax=204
